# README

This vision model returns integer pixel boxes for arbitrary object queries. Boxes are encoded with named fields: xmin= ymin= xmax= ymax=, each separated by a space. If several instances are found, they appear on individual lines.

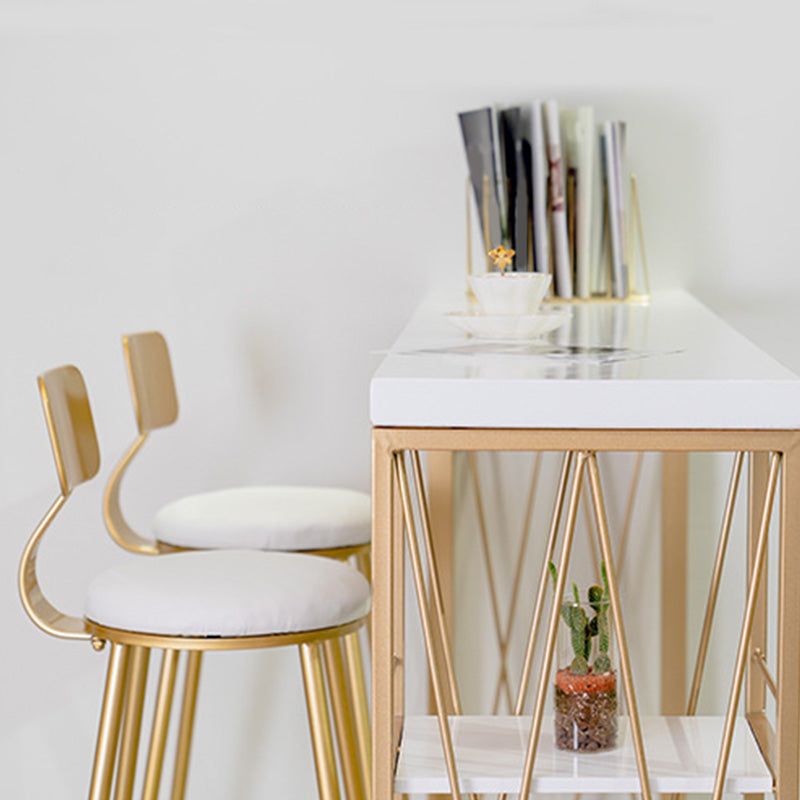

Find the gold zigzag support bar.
xmin=492 ymin=452 xmax=543 ymax=714
xmin=712 ymin=451 xmax=781 ymax=800
xmin=394 ymin=452 xmax=462 ymax=800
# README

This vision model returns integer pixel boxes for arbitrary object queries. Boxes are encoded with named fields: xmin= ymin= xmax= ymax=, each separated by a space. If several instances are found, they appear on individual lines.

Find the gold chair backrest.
xmin=21 ymin=365 xmax=96 ymax=640
xmin=123 ymin=331 xmax=179 ymax=433
xmin=38 ymin=365 xmax=100 ymax=494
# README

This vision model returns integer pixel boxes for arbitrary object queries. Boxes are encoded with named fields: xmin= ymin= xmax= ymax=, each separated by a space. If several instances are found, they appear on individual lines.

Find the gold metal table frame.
xmin=371 ymin=427 xmax=800 ymax=800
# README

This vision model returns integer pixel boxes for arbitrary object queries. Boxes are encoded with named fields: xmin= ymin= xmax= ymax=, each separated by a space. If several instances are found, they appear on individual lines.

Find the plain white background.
xmin=1 ymin=0 xmax=799 ymax=797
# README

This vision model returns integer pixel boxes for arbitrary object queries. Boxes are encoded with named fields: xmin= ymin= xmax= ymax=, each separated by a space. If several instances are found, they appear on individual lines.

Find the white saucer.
xmin=444 ymin=309 xmax=571 ymax=341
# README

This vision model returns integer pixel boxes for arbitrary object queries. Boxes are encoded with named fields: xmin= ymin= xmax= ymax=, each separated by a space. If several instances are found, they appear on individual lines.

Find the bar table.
xmin=370 ymin=289 xmax=800 ymax=800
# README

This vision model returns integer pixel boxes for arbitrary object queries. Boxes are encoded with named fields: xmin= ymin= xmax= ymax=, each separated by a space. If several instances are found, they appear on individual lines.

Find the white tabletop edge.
xmin=370 ymin=288 xmax=800 ymax=431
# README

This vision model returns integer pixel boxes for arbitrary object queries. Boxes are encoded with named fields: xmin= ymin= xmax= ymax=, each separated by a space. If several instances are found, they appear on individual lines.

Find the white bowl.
xmin=468 ymin=272 xmax=552 ymax=315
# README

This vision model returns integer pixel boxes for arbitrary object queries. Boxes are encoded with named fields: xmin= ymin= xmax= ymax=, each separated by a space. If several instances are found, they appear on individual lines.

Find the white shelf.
xmin=394 ymin=715 xmax=772 ymax=794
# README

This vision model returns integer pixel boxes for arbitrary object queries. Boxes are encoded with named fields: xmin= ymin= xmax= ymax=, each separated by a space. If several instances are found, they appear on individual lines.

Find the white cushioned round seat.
xmin=152 ymin=486 xmax=371 ymax=552
xmin=85 ymin=550 xmax=371 ymax=638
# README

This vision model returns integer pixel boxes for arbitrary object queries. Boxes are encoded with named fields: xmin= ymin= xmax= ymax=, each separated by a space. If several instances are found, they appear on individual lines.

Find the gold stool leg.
xmin=324 ymin=638 xmax=366 ymax=800
xmin=113 ymin=646 xmax=150 ymax=800
xmin=342 ymin=632 xmax=371 ymax=799
xmin=300 ymin=641 xmax=342 ymax=800
xmin=89 ymin=643 xmax=130 ymax=800
xmin=170 ymin=651 xmax=202 ymax=800
xmin=142 ymin=648 xmax=179 ymax=800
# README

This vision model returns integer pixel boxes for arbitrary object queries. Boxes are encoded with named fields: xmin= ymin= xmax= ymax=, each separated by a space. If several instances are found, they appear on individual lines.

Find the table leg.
xmin=372 ymin=433 xmax=397 ymax=800
xmin=776 ymin=441 xmax=800 ymax=800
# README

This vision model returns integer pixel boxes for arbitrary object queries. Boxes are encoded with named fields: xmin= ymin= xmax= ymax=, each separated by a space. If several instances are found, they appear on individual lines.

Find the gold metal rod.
xmin=630 ymin=175 xmax=651 ymax=297
xmin=343 ymin=632 xmax=372 ymax=799
xmin=410 ymin=450 xmax=462 ymax=716
xmin=616 ymin=451 xmax=644 ymax=578
xmin=492 ymin=452 xmax=542 ymax=714
xmin=587 ymin=453 xmax=653 ymax=800
xmin=113 ymin=647 xmax=150 ymax=800
xmin=142 ymin=648 xmax=179 ymax=800
xmin=89 ymin=644 xmax=130 ymax=800
xmin=518 ymin=452 xmax=586 ymax=800
xmin=395 ymin=452 xmax=462 ymax=800
xmin=468 ymin=451 xmax=513 ymax=711
xmin=300 ymin=642 xmax=342 ymax=800
xmin=753 ymin=648 xmax=778 ymax=699
xmin=746 ymin=710 xmax=776 ymax=780
xmin=483 ymin=174 xmax=490 ymax=268
xmin=513 ymin=452 xmax=574 ymax=714
xmin=686 ymin=452 xmax=744 ymax=715
xmin=581 ymin=481 xmax=603 ymax=582
xmin=324 ymin=638 xmax=366 ymax=800
xmin=712 ymin=452 xmax=781 ymax=800
xmin=466 ymin=177 xmax=473 ymax=285
xmin=747 ymin=452 xmax=770 ymax=715
xmin=661 ymin=452 xmax=689 ymax=715
xmin=170 ymin=651 xmax=202 ymax=800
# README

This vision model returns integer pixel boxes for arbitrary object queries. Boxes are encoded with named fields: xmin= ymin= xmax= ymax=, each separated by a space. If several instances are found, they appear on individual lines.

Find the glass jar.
xmin=554 ymin=594 xmax=618 ymax=752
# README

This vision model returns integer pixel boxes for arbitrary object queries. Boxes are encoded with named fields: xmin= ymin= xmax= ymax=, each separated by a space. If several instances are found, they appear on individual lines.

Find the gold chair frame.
xmin=101 ymin=331 xmax=372 ymax=800
xmin=19 ymin=365 xmax=369 ymax=800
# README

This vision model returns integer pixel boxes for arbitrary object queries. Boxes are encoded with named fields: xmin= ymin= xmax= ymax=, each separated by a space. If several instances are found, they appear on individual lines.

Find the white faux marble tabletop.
xmin=370 ymin=288 xmax=800 ymax=430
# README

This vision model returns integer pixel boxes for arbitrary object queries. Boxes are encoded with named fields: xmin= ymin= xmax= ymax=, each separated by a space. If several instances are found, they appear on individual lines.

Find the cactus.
xmin=550 ymin=562 xmax=613 ymax=675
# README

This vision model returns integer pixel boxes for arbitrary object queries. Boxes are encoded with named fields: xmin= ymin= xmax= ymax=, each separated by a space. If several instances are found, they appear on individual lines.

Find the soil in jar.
xmin=554 ymin=667 xmax=617 ymax=752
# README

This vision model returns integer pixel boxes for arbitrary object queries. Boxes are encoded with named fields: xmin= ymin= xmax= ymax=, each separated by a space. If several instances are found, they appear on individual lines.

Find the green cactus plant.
xmin=550 ymin=562 xmax=612 ymax=675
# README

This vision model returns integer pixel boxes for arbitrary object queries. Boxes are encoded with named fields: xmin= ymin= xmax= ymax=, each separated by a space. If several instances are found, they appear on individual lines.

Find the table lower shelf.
xmin=394 ymin=715 xmax=772 ymax=794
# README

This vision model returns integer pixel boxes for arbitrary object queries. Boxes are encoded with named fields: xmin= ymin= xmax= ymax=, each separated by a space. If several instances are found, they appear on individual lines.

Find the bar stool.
xmin=19 ymin=365 xmax=371 ymax=800
xmin=102 ymin=331 xmax=371 ymax=799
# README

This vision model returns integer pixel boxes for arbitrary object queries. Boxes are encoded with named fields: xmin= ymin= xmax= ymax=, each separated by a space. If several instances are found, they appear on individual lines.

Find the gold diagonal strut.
xmin=514 ymin=452 xmax=574 ymax=715
xmin=581 ymin=482 xmax=603 ymax=581
xmin=687 ymin=452 xmax=744 ymax=715
xmin=518 ymin=452 xmax=586 ymax=800
xmin=492 ymin=452 xmax=542 ymax=714
xmin=616 ymin=451 xmax=644 ymax=578
xmin=411 ymin=450 xmax=462 ymax=716
xmin=753 ymin=648 xmax=778 ymax=699
xmin=586 ymin=453 xmax=653 ymax=800
xmin=395 ymin=452 xmax=462 ymax=800
xmin=712 ymin=451 xmax=781 ymax=800
xmin=468 ymin=452 xmax=513 ymax=711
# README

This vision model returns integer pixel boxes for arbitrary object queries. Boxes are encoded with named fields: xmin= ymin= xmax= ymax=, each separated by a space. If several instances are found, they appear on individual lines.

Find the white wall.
xmin=1 ymin=0 xmax=799 ymax=797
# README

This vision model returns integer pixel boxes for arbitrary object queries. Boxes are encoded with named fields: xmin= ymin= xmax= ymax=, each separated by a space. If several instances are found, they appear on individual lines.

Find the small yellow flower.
xmin=488 ymin=245 xmax=515 ymax=274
